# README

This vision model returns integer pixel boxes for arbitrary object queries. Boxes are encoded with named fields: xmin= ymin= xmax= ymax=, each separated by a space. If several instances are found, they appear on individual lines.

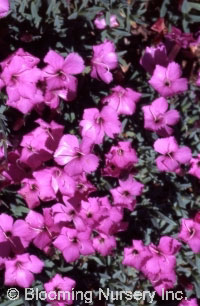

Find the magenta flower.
xmin=4 ymin=253 xmax=44 ymax=288
xmin=178 ymin=298 xmax=198 ymax=306
xmin=18 ymin=178 xmax=40 ymax=209
xmin=33 ymin=168 xmax=57 ymax=202
xmin=142 ymin=97 xmax=180 ymax=136
xmin=79 ymin=198 xmax=102 ymax=228
xmin=123 ymin=237 xmax=181 ymax=296
xmin=95 ymin=197 xmax=123 ymax=235
xmin=94 ymin=13 xmax=119 ymax=30
xmin=51 ymin=201 xmax=85 ymax=231
xmin=1 ymin=55 xmax=42 ymax=111
xmin=179 ymin=218 xmax=200 ymax=253
xmin=51 ymin=167 xmax=75 ymax=197
xmin=0 ymin=213 xmax=31 ymax=257
xmin=110 ymin=175 xmax=144 ymax=210
xmin=91 ymin=40 xmax=118 ymax=83
xmin=43 ymin=50 xmax=84 ymax=101
xmin=53 ymin=227 xmax=94 ymax=262
xmin=149 ymin=62 xmax=188 ymax=97
xmin=103 ymin=141 xmax=138 ymax=177
xmin=123 ymin=240 xmax=152 ymax=270
xmin=44 ymin=274 xmax=76 ymax=305
xmin=54 ymin=135 xmax=99 ymax=175
xmin=188 ymin=154 xmax=200 ymax=179
xmin=0 ymin=0 xmax=9 ymax=18
xmin=154 ymin=136 xmax=192 ymax=172
xmin=25 ymin=210 xmax=60 ymax=250
xmin=93 ymin=233 xmax=116 ymax=256
xmin=166 ymin=26 xmax=194 ymax=49
xmin=80 ymin=106 xmax=121 ymax=144
xmin=140 ymin=44 xmax=169 ymax=75
xmin=102 ymin=85 xmax=141 ymax=115
xmin=146 ymin=236 xmax=181 ymax=276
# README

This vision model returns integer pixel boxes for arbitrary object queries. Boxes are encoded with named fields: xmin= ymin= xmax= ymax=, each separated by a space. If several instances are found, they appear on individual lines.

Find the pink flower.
xmin=25 ymin=210 xmax=60 ymax=250
xmin=19 ymin=119 xmax=64 ymax=169
xmin=54 ymin=135 xmax=99 ymax=175
xmin=0 ymin=213 xmax=31 ymax=257
xmin=154 ymin=136 xmax=192 ymax=172
xmin=0 ymin=0 xmax=9 ymax=18
xmin=91 ymin=40 xmax=118 ymax=83
xmin=18 ymin=178 xmax=40 ymax=209
xmin=51 ymin=201 xmax=85 ymax=231
xmin=123 ymin=240 xmax=152 ymax=270
xmin=53 ymin=228 xmax=94 ymax=262
xmin=94 ymin=13 xmax=119 ymax=30
xmin=142 ymin=97 xmax=180 ymax=136
xmin=43 ymin=50 xmax=84 ymax=101
xmin=102 ymin=85 xmax=141 ymax=115
xmin=140 ymin=44 xmax=169 ymax=75
xmin=146 ymin=236 xmax=181 ymax=277
xmin=110 ymin=175 xmax=144 ymax=210
xmin=166 ymin=26 xmax=194 ymax=49
xmin=4 ymin=253 xmax=44 ymax=288
xmin=188 ymin=154 xmax=200 ymax=179
xmin=93 ymin=233 xmax=116 ymax=256
xmin=44 ymin=274 xmax=76 ymax=305
xmin=1 ymin=54 xmax=42 ymax=113
xmin=149 ymin=62 xmax=188 ymax=97
xmin=123 ymin=237 xmax=181 ymax=296
xmin=103 ymin=141 xmax=138 ymax=177
xmin=33 ymin=168 xmax=57 ymax=202
xmin=179 ymin=218 xmax=200 ymax=253
xmin=178 ymin=298 xmax=198 ymax=306
xmin=80 ymin=106 xmax=121 ymax=144
xmin=95 ymin=197 xmax=123 ymax=235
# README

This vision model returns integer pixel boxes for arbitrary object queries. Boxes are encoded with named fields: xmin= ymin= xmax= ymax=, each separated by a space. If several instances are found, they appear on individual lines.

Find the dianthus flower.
xmin=178 ymin=298 xmax=198 ymax=306
xmin=91 ymin=40 xmax=118 ymax=83
xmin=123 ymin=237 xmax=181 ymax=296
xmin=25 ymin=210 xmax=60 ymax=250
xmin=149 ymin=62 xmax=188 ymax=97
xmin=44 ymin=274 xmax=76 ymax=305
xmin=4 ymin=253 xmax=44 ymax=288
xmin=179 ymin=217 xmax=200 ymax=253
xmin=54 ymin=135 xmax=99 ymax=176
xmin=103 ymin=141 xmax=138 ymax=177
xmin=154 ymin=136 xmax=192 ymax=172
xmin=80 ymin=106 xmax=121 ymax=144
xmin=43 ymin=50 xmax=84 ymax=101
xmin=93 ymin=233 xmax=116 ymax=256
xmin=188 ymin=154 xmax=200 ymax=179
xmin=53 ymin=228 xmax=94 ymax=262
xmin=142 ymin=97 xmax=180 ymax=136
xmin=0 ymin=0 xmax=9 ymax=18
xmin=110 ymin=175 xmax=144 ymax=210
xmin=102 ymin=85 xmax=141 ymax=115
xmin=0 ymin=213 xmax=30 ymax=257
xmin=140 ymin=44 xmax=169 ymax=75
